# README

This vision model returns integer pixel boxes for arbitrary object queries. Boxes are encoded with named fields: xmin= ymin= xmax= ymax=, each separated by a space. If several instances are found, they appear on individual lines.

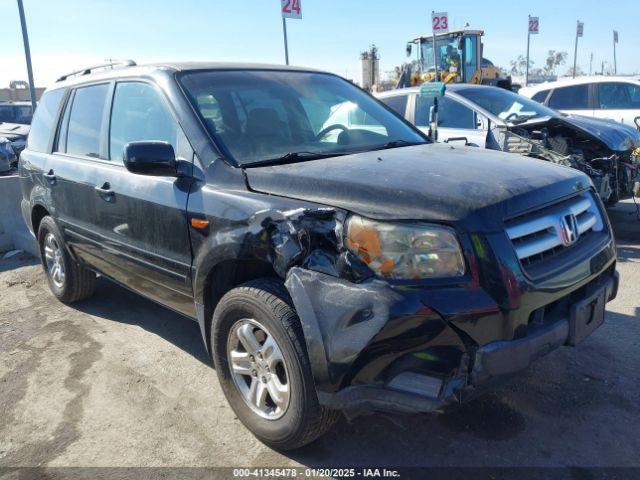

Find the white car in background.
xmin=519 ymin=76 xmax=640 ymax=128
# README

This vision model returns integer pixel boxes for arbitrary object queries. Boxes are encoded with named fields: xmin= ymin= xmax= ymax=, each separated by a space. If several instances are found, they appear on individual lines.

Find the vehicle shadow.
xmin=73 ymin=277 xmax=211 ymax=366
xmin=0 ymin=252 xmax=39 ymax=273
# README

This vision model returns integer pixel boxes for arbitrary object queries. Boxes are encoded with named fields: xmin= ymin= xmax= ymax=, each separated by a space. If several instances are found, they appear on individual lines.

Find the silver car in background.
xmin=377 ymin=84 xmax=640 ymax=204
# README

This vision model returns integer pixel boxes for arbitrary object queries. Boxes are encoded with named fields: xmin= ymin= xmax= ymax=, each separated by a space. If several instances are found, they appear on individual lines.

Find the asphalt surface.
xmin=0 ymin=200 xmax=638 ymax=470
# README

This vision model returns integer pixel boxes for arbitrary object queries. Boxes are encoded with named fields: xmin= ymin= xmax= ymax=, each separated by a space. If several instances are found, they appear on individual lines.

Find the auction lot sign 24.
xmin=281 ymin=0 xmax=302 ymax=19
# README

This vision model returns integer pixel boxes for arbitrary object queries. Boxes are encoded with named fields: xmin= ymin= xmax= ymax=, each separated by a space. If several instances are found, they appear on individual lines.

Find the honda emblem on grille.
xmin=560 ymin=213 xmax=579 ymax=246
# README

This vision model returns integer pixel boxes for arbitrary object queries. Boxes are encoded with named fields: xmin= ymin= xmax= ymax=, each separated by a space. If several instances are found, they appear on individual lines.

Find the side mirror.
xmin=123 ymin=141 xmax=177 ymax=177
xmin=406 ymin=43 xmax=412 ymax=57
xmin=635 ymin=116 xmax=640 ymax=132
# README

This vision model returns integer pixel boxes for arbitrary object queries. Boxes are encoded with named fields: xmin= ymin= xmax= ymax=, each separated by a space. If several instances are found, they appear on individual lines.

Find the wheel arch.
xmin=31 ymin=203 xmax=50 ymax=236
xmin=197 ymin=256 xmax=280 ymax=356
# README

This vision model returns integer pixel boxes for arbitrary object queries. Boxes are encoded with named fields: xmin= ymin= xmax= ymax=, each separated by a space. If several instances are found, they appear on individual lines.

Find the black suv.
xmin=20 ymin=62 xmax=619 ymax=450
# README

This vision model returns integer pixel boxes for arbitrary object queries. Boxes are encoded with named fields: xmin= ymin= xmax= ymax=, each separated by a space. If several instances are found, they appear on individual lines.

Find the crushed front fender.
xmin=284 ymin=267 xmax=471 ymax=411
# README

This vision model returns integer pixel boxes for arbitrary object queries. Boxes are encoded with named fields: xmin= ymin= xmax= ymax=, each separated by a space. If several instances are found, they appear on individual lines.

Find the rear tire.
xmin=212 ymin=278 xmax=338 ymax=450
xmin=38 ymin=216 xmax=96 ymax=303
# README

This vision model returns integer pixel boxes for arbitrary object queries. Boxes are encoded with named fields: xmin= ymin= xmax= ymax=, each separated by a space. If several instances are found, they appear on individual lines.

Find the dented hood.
xmin=547 ymin=115 xmax=640 ymax=152
xmin=245 ymin=144 xmax=590 ymax=230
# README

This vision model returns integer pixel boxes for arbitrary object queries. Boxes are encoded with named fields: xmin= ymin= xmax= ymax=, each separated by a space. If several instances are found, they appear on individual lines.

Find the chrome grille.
xmin=506 ymin=192 xmax=604 ymax=266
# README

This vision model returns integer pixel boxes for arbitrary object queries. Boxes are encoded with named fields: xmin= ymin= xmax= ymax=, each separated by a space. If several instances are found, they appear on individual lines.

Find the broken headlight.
xmin=345 ymin=215 xmax=465 ymax=280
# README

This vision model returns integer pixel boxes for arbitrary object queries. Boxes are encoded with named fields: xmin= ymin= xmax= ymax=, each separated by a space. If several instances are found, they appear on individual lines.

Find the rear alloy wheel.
xmin=43 ymin=232 xmax=66 ymax=289
xmin=38 ymin=216 xmax=96 ymax=303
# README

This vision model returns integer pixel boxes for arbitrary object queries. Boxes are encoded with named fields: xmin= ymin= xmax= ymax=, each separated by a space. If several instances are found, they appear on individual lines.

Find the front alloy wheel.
xmin=227 ymin=319 xmax=290 ymax=419
xmin=212 ymin=279 xmax=339 ymax=450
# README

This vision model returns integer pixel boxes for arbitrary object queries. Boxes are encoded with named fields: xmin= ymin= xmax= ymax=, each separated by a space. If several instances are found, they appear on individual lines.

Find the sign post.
xmin=280 ymin=0 xmax=302 ymax=65
xmin=613 ymin=30 xmax=618 ymax=75
xmin=430 ymin=11 xmax=448 ymax=82
xmin=573 ymin=21 xmax=583 ymax=78
xmin=526 ymin=16 xmax=539 ymax=86
xmin=16 ymin=0 xmax=37 ymax=113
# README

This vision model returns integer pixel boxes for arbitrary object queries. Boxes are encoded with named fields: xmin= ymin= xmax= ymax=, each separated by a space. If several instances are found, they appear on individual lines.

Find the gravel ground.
xmin=0 ymin=200 xmax=638 ymax=471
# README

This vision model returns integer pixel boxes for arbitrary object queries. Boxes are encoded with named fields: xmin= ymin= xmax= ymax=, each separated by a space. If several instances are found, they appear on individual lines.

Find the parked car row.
xmin=378 ymin=84 xmax=640 ymax=205
xmin=19 ymin=61 xmax=622 ymax=450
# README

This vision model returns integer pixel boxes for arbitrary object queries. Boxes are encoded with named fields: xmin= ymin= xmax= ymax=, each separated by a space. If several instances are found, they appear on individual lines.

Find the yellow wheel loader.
xmin=397 ymin=30 xmax=512 ymax=90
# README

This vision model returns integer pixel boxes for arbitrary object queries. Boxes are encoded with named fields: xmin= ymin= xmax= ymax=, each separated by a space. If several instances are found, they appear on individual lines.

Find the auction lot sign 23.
xmin=431 ymin=11 xmax=449 ymax=33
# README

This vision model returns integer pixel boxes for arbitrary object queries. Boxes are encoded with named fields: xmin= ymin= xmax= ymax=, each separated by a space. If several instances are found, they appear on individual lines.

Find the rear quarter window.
xmin=27 ymin=89 xmax=65 ymax=153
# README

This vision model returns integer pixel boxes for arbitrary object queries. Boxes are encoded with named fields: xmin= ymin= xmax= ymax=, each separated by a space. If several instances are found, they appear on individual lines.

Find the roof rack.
xmin=56 ymin=60 xmax=137 ymax=82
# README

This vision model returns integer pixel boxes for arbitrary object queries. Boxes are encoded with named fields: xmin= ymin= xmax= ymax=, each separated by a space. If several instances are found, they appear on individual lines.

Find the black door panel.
xmin=47 ymin=79 xmax=195 ymax=316
xmin=50 ymin=155 xmax=194 ymax=315
xmin=47 ymin=154 xmax=104 ymax=265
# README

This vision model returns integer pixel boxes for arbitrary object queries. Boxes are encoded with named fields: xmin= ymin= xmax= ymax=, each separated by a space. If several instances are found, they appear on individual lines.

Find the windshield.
xmin=179 ymin=70 xmax=426 ymax=166
xmin=456 ymin=87 xmax=557 ymax=123
xmin=420 ymin=35 xmax=461 ymax=73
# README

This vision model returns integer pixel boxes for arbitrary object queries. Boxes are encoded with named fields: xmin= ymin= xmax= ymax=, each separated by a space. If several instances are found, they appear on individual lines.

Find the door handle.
xmin=95 ymin=182 xmax=115 ymax=201
xmin=44 ymin=169 xmax=56 ymax=184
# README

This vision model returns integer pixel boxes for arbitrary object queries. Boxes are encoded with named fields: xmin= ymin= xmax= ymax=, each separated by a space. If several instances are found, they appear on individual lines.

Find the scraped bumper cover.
xmin=285 ymin=262 xmax=618 ymax=415
xmin=473 ymin=270 xmax=618 ymax=384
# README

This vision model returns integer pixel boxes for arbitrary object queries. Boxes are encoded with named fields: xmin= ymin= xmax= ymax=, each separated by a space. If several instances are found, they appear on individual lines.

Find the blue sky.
xmin=1 ymin=0 xmax=638 ymax=87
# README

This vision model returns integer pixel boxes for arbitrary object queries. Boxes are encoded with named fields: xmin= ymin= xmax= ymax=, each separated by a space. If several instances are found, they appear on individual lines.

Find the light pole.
xmin=613 ymin=31 xmax=618 ymax=75
xmin=282 ymin=17 xmax=289 ymax=65
xmin=16 ymin=0 xmax=37 ymax=113
xmin=526 ymin=16 xmax=531 ymax=86
xmin=572 ymin=21 xmax=583 ymax=79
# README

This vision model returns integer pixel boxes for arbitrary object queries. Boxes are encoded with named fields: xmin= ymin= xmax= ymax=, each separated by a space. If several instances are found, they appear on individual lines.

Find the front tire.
xmin=38 ymin=216 xmax=96 ymax=303
xmin=212 ymin=278 xmax=338 ymax=450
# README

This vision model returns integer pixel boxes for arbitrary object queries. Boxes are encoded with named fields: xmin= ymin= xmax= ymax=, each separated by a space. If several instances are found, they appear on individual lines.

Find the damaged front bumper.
xmin=284 ymin=243 xmax=618 ymax=415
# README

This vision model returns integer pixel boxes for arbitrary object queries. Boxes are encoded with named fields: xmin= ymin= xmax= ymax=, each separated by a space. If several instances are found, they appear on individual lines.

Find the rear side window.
xmin=109 ymin=82 xmax=179 ymax=161
xmin=531 ymin=90 xmax=550 ymax=103
xmin=27 ymin=89 xmax=64 ymax=153
xmin=548 ymin=85 xmax=589 ymax=110
xmin=380 ymin=95 xmax=409 ymax=117
xmin=598 ymin=83 xmax=640 ymax=109
xmin=65 ymin=84 xmax=110 ymax=158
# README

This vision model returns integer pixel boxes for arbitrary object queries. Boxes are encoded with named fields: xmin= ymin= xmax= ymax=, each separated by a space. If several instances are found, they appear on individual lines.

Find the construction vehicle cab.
xmin=400 ymin=30 xmax=507 ymax=88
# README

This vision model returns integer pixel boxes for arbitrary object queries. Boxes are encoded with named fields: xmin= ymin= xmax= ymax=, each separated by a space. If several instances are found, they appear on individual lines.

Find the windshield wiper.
xmin=244 ymin=151 xmax=348 ymax=168
xmin=508 ymin=114 xmax=539 ymax=125
xmin=373 ymin=139 xmax=426 ymax=151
